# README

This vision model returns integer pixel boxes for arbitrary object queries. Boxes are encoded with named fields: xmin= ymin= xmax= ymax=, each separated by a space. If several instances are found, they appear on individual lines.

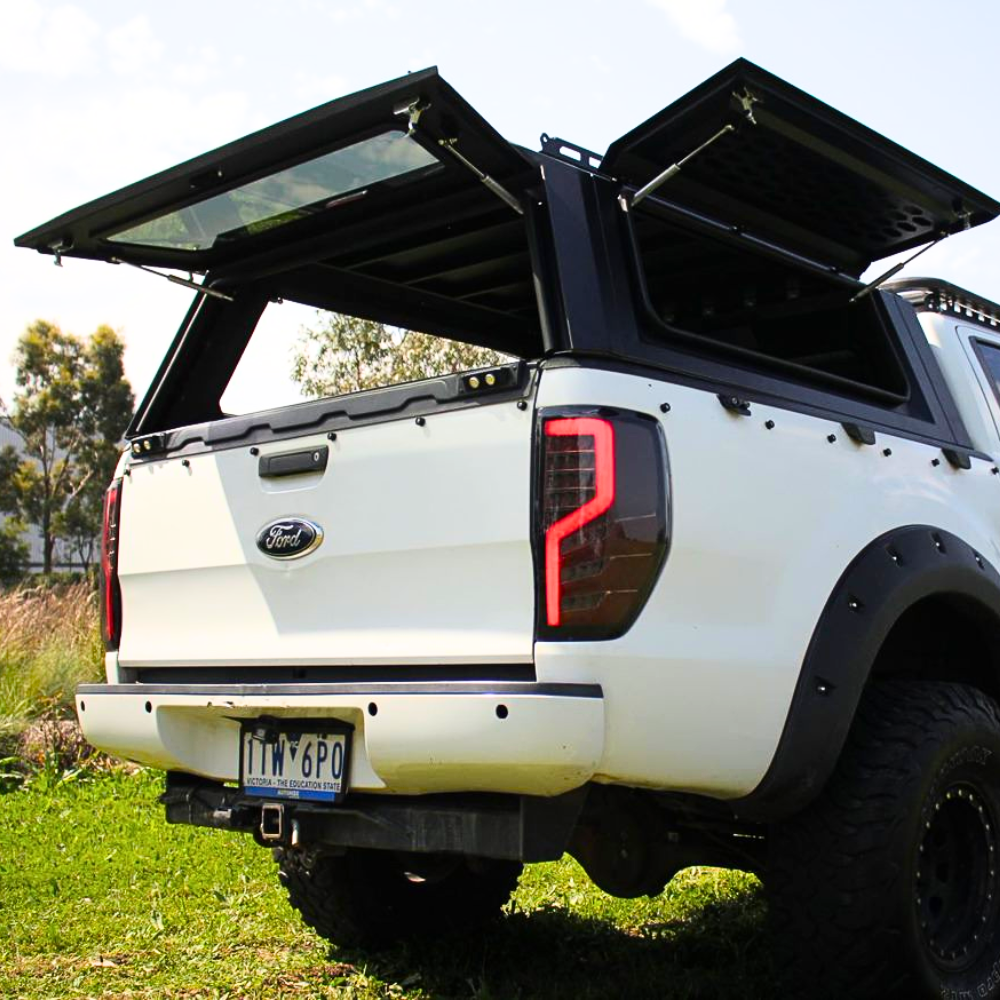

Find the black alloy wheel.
xmin=768 ymin=680 xmax=1000 ymax=998
xmin=916 ymin=780 xmax=1000 ymax=972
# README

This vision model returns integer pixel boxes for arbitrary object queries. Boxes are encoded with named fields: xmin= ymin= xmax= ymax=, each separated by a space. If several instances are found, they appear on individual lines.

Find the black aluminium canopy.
xmin=15 ymin=59 xmax=1000 ymax=282
xmin=13 ymin=68 xmax=534 ymax=274
xmin=603 ymin=58 xmax=1000 ymax=276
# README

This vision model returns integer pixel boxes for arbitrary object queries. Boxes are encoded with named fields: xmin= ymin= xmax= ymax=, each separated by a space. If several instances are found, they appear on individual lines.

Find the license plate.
xmin=240 ymin=726 xmax=350 ymax=802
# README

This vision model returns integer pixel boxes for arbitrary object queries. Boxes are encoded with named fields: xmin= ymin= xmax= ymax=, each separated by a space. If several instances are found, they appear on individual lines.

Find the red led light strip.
xmin=102 ymin=480 xmax=121 ymax=644
xmin=544 ymin=417 xmax=615 ymax=627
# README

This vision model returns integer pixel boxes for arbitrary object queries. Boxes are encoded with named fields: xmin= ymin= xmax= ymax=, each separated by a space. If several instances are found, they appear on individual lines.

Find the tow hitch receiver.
xmin=260 ymin=802 xmax=284 ymax=842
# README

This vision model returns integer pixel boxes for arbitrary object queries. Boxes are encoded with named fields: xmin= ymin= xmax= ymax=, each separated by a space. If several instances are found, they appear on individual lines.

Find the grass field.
xmin=0 ymin=582 xmax=103 ymax=737
xmin=2 ymin=769 xmax=775 ymax=999
xmin=0 ymin=586 xmax=776 ymax=997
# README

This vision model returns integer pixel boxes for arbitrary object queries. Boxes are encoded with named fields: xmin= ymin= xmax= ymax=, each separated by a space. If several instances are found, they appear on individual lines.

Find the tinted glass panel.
xmin=108 ymin=130 xmax=440 ymax=252
xmin=975 ymin=341 xmax=1000 ymax=406
xmin=627 ymin=204 xmax=909 ymax=402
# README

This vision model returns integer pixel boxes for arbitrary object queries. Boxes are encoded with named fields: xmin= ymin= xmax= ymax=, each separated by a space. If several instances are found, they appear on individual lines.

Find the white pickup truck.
xmin=16 ymin=59 xmax=1000 ymax=998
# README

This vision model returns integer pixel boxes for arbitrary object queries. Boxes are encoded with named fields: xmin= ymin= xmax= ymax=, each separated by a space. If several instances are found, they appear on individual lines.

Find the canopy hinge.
xmin=392 ymin=96 xmax=523 ymax=215
xmin=48 ymin=238 xmax=72 ymax=267
xmin=732 ymin=87 xmax=761 ymax=126
xmin=394 ymin=98 xmax=429 ymax=136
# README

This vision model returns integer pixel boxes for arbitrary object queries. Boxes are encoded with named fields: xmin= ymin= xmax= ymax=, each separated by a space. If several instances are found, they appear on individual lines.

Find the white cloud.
xmin=106 ymin=15 xmax=163 ymax=76
xmin=645 ymin=0 xmax=742 ymax=55
xmin=0 ymin=1 xmax=101 ymax=78
xmin=319 ymin=0 xmax=403 ymax=23
xmin=1 ymin=85 xmax=250 ymax=401
xmin=3 ymin=86 xmax=251 ymax=240
xmin=171 ymin=45 xmax=221 ymax=86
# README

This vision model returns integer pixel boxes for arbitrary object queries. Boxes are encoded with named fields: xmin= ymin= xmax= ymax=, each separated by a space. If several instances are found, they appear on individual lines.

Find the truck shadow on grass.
xmin=326 ymin=885 xmax=776 ymax=999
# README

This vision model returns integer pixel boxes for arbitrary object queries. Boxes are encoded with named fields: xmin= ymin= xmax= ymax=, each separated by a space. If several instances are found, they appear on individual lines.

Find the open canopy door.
xmin=14 ymin=68 xmax=533 ymax=273
xmin=604 ymin=59 xmax=1000 ymax=276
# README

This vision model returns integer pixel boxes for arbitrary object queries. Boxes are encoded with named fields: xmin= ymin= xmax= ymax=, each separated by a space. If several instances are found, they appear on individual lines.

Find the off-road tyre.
xmin=275 ymin=846 xmax=523 ymax=948
xmin=769 ymin=680 xmax=1000 ymax=998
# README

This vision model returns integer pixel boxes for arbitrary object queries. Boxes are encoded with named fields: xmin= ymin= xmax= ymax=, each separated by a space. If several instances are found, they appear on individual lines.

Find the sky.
xmin=3 ymin=0 xmax=1000 ymax=410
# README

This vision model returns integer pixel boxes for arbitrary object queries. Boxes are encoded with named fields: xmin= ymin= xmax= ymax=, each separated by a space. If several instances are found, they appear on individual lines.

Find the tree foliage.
xmin=0 ymin=518 xmax=28 ymax=587
xmin=0 ymin=445 xmax=27 ymax=586
xmin=290 ymin=313 xmax=510 ymax=399
xmin=0 ymin=320 xmax=134 ymax=577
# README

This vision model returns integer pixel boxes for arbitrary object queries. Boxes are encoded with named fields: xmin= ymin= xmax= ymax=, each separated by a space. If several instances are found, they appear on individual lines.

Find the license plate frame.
xmin=239 ymin=718 xmax=353 ymax=803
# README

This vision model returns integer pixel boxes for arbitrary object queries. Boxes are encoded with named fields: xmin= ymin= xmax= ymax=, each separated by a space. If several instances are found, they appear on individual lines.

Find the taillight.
xmin=101 ymin=478 xmax=123 ymax=650
xmin=536 ymin=408 xmax=669 ymax=640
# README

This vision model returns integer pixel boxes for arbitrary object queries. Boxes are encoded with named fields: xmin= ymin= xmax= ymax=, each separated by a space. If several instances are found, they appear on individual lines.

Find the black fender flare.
xmin=733 ymin=524 xmax=1000 ymax=822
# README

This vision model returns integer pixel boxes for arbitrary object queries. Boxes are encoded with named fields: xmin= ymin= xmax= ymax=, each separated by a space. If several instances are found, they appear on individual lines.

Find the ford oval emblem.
xmin=256 ymin=517 xmax=324 ymax=560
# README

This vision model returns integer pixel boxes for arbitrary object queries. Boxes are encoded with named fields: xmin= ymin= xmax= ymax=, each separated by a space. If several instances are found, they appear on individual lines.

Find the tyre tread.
xmin=769 ymin=680 xmax=1000 ymax=997
xmin=274 ymin=847 xmax=522 ymax=948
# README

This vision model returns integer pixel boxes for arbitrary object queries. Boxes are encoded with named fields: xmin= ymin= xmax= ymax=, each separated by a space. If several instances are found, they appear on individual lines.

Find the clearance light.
xmin=461 ymin=367 xmax=516 ymax=394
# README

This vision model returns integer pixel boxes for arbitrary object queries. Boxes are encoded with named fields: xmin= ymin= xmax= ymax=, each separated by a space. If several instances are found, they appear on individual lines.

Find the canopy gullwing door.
xmin=14 ymin=68 xmax=533 ymax=273
xmin=604 ymin=58 xmax=1000 ymax=276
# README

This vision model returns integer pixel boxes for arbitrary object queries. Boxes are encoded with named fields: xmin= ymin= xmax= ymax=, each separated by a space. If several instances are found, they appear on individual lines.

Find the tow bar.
xmin=260 ymin=802 xmax=284 ymax=842
xmin=259 ymin=803 xmax=302 ymax=846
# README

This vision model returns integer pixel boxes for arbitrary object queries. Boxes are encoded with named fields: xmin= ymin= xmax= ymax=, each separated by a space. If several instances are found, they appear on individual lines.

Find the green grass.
xmin=1 ymin=770 xmax=775 ymax=999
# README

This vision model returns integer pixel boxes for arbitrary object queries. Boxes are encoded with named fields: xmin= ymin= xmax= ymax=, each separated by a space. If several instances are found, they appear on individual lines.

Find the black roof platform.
xmin=20 ymin=58 xmax=1000 ymax=286
xmin=15 ymin=60 xmax=1000 ymax=361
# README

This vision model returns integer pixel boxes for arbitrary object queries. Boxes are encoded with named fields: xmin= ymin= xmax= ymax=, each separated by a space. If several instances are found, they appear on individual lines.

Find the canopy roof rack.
xmin=885 ymin=278 xmax=1000 ymax=331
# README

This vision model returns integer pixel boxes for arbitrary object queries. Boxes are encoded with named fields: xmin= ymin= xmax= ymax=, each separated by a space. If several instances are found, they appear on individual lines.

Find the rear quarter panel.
xmin=533 ymin=366 xmax=1000 ymax=798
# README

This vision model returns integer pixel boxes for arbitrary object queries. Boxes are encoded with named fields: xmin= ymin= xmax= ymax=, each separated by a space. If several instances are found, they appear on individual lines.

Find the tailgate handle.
xmin=258 ymin=445 xmax=328 ymax=478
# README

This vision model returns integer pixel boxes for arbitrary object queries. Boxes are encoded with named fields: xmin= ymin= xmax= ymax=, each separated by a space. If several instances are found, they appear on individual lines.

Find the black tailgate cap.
xmin=604 ymin=59 xmax=1000 ymax=275
xmin=14 ymin=67 xmax=532 ymax=271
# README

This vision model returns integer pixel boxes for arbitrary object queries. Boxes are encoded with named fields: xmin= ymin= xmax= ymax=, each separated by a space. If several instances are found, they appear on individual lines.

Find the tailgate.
xmin=116 ymin=398 xmax=534 ymax=668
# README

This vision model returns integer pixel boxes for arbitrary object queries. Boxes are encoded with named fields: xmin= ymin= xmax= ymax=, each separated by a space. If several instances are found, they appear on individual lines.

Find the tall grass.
xmin=0 ymin=582 xmax=103 ymax=734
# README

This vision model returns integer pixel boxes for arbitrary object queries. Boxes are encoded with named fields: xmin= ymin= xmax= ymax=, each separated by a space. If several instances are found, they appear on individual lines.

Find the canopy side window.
xmin=971 ymin=340 xmax=1000 ymax=412
xmin=623 ymin=198 xmax=911 ymax=404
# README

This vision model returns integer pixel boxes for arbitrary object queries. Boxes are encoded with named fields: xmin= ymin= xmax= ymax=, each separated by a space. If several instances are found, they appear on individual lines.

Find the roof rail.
xmin=884 ymin=277 xmax=1000 ymax=331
